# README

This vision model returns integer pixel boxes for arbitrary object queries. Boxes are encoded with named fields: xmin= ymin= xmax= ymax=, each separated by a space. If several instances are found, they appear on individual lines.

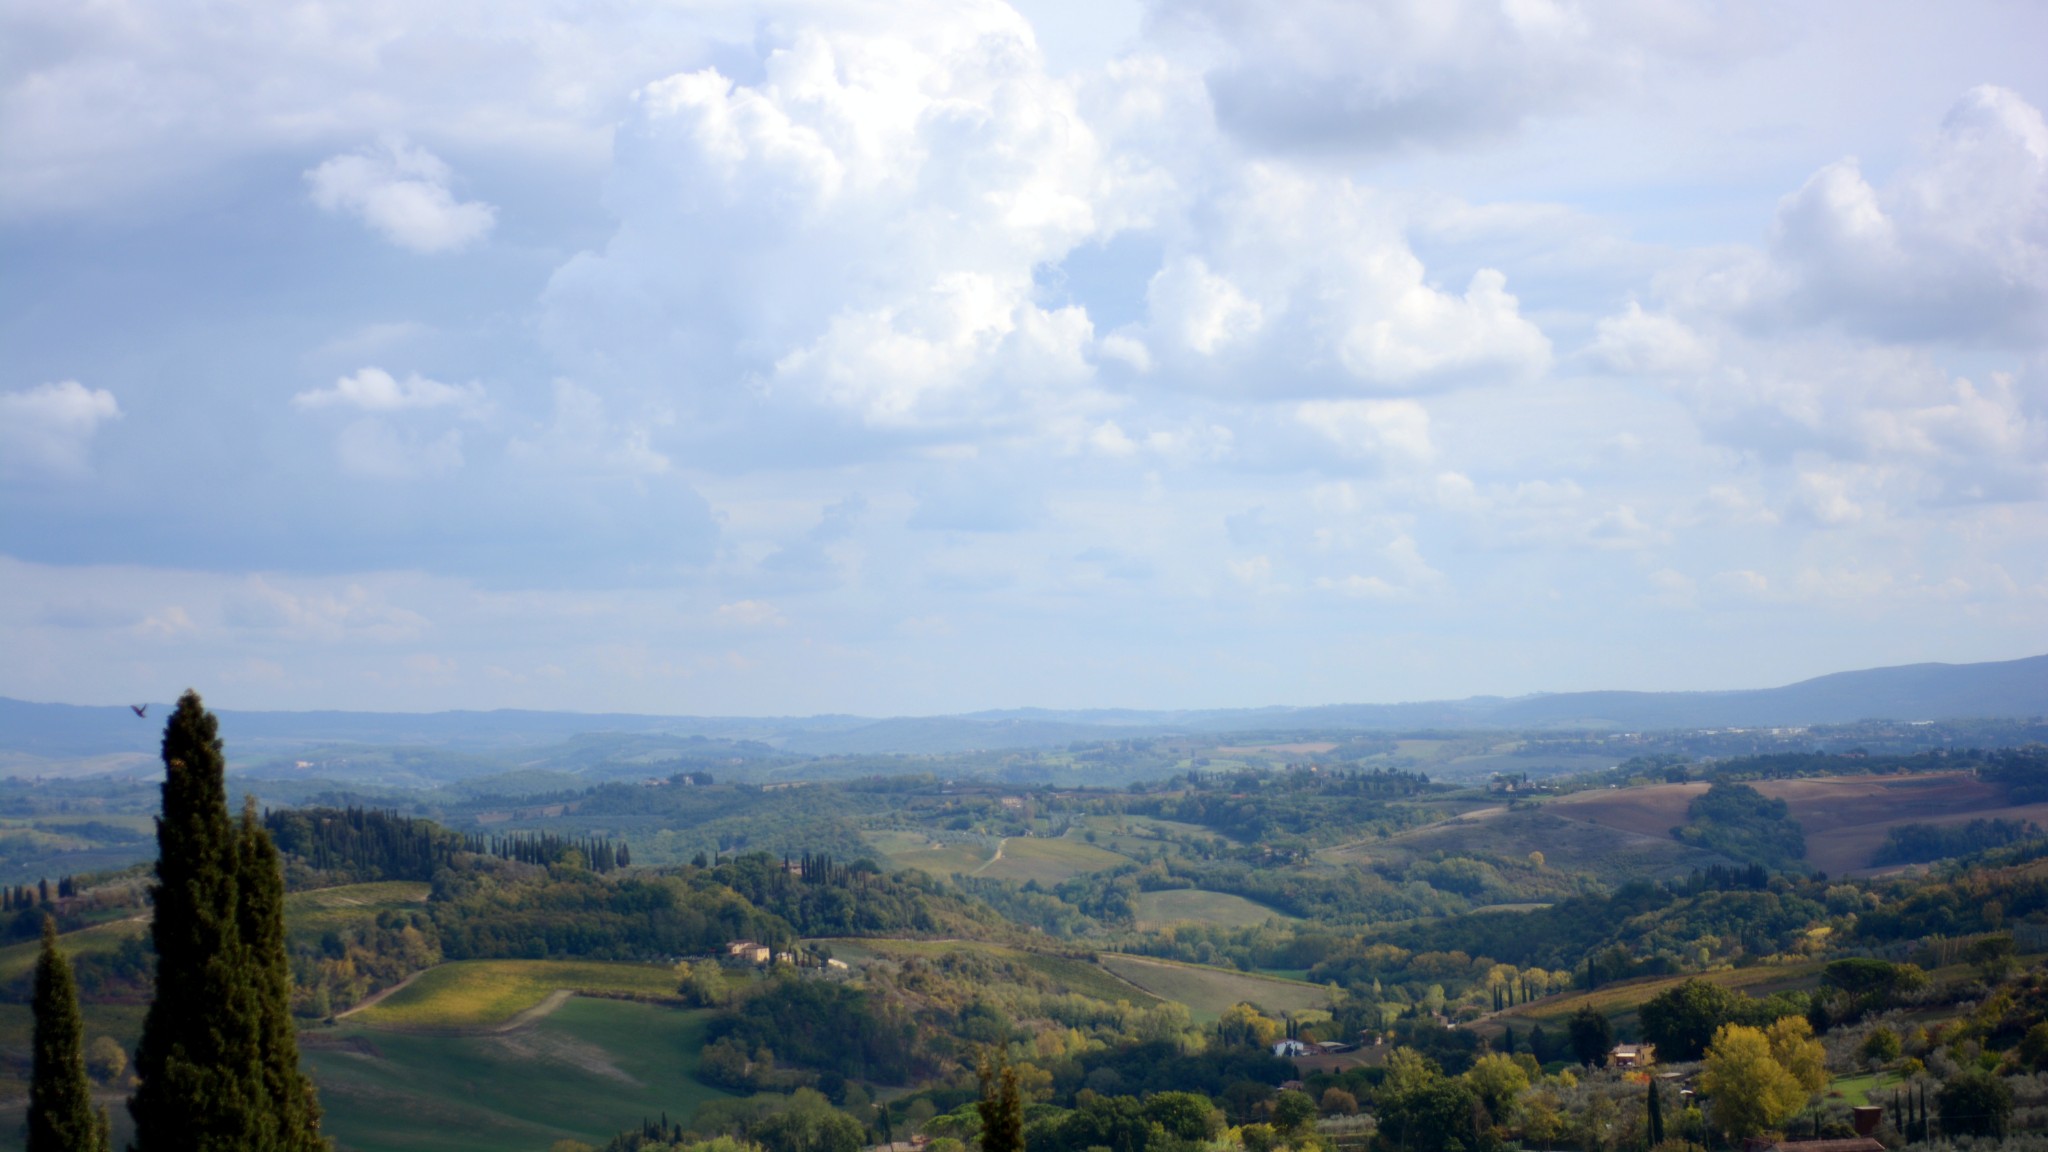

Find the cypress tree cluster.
xmin=469 ymin=830 xmax=629 ymax=871
xmin=30 ymin=916 xmax=109 ymax=1152
xmin=129 ymin=690 xmax=325 ymax=1152
xmin=264 ymin=806 xmax=465 ymax=882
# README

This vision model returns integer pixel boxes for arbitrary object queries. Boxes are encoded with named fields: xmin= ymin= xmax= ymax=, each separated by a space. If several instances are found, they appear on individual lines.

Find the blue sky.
xmin=2 ymin=0 xmax=2045 ymax=715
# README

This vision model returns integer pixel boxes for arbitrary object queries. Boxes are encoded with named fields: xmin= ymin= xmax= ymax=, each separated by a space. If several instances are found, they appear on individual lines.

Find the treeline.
xmin=1131 ymin=768 xmax=1437 ymax=846
xmin=473 ymin=829 xmax=630 ymax=872
xmin=265 ymin=806 xmax=467 ymax=883
xmin=1671 ymin=782 xmax=1807 ymax=870
xmin=1873 ymin=819 xmax=2040 ymax=866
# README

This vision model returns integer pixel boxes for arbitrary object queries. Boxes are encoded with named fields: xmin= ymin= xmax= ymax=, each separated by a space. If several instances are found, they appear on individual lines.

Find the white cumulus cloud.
xmin=306 ymin=139 xmax=497 ymax=253
xmin=294 ymin=367 xmax=484 ymax=412
xmin=0 ymin=380 xmax=121 ymax=478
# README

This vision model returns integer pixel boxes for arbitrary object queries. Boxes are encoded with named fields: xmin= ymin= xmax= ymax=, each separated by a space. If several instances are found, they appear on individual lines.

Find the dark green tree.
xmin=975 ymin=1049 xmax=1023 ymax=1152
xmin=1568 ymin=1007 xmax=1612 ymax=1067
xmin=239 ymin=800 xmax=324 ymax=1150
xmin=1639 ymin=979 xmax=1748 ymax=1061
xmin=130 ymin=690 xmax=325 ymax=1152
xmin=1645 ymin=1077 xmax=1665 ymax=1147
xmin=1938 ymin=1070 xmax=2012 ymax=1138
xmin=30 ymin=916 xmax=109 ymax=1152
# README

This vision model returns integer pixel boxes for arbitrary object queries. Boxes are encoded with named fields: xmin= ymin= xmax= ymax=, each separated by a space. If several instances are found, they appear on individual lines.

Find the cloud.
xmin=543 ymin=13 xmax=1141 ymax=433
xmin=1155 ymin=0 xmax=1755 ymax=153
xmin=306 ymin=138 xmax=497 ymax=253
xmin=294 ymin=367 xmax=484 ymax=413
xmin=1136 ymin=167 xmax=1552 ymax=392
xmin=1294 ymin=399 xmax=1433 ymax=467
xmin=1745 ymin=86 xmax=2048 ymax=344
xmin=0 ymin=380 xmax=121 ymax=478
xmin=508 ymin=381 xmax=671 ymax=477
xmin=1586 ymin=303 xmax=1712 ymax=377
xmin=716 ymin=599 xmax=788 ymax=627
xmin=331 ymin=421 xmax=466 ymax=480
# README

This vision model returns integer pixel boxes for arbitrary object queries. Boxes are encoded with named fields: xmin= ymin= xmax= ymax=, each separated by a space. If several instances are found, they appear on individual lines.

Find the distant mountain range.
xmin=3 ymin=652 xmax=2044 ymax=762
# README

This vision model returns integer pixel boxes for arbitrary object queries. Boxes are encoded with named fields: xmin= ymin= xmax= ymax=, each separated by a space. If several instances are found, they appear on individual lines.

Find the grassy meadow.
xmin=1133 ymin=889 xmax=1295 ymax=930
xmin=975 ymin=835 xmax=1131 ymax=884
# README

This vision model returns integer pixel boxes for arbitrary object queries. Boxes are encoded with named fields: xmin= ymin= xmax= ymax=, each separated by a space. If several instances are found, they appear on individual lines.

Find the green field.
xmin=1133 ymin=889 xmax=1295 ymax=930
xmin=821 ymin=938 xmax=1158 ymax=1005
xmin=976 ymin=836 xmax=1131 ymax=884
xmin=350 ymin=960 xmax=680 ymax=1030
xmin=1830 ymin=1070 xmax=1907 ymax=1107
xmin=1098 ymin=954 xmax=1331 ymax=1022
xmin=284 ymin=881 xmax=432 ymax=937
xmin=308 ymin=996 xmax=732 ymax=1152
xmin=865 ymin=831 xmax=995 ymax=876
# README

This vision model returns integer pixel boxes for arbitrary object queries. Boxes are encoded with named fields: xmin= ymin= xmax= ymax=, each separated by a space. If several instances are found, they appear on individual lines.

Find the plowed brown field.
xmin=1544 ymin=773 xmax=2040 ymax=874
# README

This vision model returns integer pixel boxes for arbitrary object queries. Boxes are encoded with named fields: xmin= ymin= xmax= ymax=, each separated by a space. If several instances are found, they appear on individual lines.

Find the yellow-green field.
xmin=1133 ymin=889 xmax=1295 ymax=930
xmin=820 ymin=938 xmax=1157 ymax=1005
xmin=350 ymin=960 xmax=680 ymax=1031
xmin=0 ymin=916 xmax=148 ymax=985
xmin=975 ymin=836 xmax=1131 ymax=884
xmin=1099 ymin=954 xmax=1331 ymax=1022
xmin=307 ymin=997 xmax=733 ymax=1152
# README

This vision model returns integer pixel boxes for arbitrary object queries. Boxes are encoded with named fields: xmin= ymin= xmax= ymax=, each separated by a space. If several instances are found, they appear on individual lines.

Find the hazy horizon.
xmin=5 ymin=0 xmax=2045 ymax=716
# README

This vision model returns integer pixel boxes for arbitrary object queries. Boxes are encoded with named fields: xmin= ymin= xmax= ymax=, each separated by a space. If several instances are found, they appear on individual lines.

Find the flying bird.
xmin=131 ymin=704 xmax=148 ymax=718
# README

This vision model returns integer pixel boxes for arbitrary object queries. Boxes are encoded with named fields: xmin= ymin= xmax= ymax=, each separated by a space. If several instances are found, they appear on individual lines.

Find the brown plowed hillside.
xmin=1545 ymin=773 xmax=2039 ymax=874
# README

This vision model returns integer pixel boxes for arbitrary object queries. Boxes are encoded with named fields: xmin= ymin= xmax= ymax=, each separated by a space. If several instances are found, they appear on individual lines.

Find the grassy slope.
xmin=1099 ymin=954 xmax=1330 ymax=1023
xmin=0 ymin=916 xmax=148 ymax=985
xmin=1133 ymin=889 xmax=1296 ymax=930
xmin=308 ymin=997 xmax=732 ymax=1152
xmin=1490 ymin=961 xmax=1828 ymax=1029
xmin=348 ymin=959 xmax=680 ymax=1030
xmin=977 ymin=836 xmax=1132 ymax=884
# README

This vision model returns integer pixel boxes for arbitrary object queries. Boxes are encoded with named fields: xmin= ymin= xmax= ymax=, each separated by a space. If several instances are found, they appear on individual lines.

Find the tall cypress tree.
xmin=129 ymin=690 xmax=272 ymax=1151
xmin=30 ymin=916 xmax=109 ymax=1152
xmin=975 ymin=1049 xmax=1023 ymax=1152
xmin=1646 ymin=1077 xmax=1665 ymax=1147
xmin=238 ymin=799 xmax=324 ymax=1150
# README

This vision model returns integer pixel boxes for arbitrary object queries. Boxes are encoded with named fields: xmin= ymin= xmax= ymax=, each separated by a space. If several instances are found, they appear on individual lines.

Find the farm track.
xmin=970 ymin=838 xmax=1009 ymax=876
xmin=335 ymin=968 xmax=429 ymax=1020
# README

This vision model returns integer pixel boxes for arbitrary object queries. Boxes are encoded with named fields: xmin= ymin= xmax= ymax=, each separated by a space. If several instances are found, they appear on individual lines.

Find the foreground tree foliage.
xmin=30 ymin=916 xmax=108 ymax=1152
xmin=1698 ymin=1023 xmax=1805 ymax=1141
xmin=130 ymin=691 xmax=324 ymax=1152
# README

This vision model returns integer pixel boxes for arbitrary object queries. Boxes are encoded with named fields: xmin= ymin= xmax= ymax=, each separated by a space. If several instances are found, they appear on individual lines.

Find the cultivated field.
xmin=1545 ymin=773 xmax=2042 ymax=874
xmin=348 ymin=959 xmax=680 ymax=1031
xmin=976 ymin=835 xmax=1132 ymax=884
xmin=1133 ymin=889 xmax=1295 ymax=930
xmin=1330 ymin=805 xmax=1725 ymax=882
xmin=307 ymin=997 xmax=730 ymax=1152
xmin=1098 ymin=954 xmax=1330 ymax=1022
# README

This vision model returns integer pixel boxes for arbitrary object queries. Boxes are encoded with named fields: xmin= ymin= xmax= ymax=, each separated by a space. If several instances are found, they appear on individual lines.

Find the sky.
xmin=2 ymin=0 xmax=2045 ymax=717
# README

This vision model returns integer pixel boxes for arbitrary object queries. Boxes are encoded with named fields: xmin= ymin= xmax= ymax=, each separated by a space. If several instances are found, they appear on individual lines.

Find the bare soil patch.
xmin=1548 ymin=773 xmax=2026 ymax=874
